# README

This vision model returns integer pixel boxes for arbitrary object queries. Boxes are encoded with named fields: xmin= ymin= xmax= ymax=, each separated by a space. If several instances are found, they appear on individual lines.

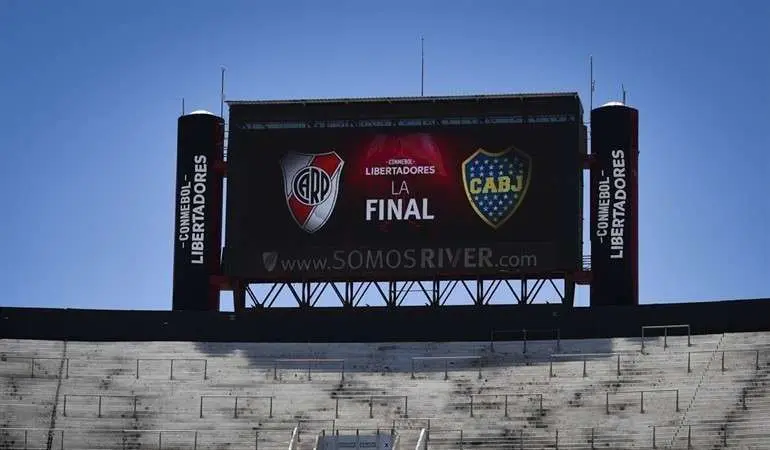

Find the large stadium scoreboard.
xmin=172 ymin=94 xmax=639 ymax=311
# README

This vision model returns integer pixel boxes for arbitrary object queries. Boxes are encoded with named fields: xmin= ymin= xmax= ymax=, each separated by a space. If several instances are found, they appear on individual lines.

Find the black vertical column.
xmin=590 ymin=103 xmax=639 ymax=306
xmin=172 ymin=111 xmax=225 ymax=311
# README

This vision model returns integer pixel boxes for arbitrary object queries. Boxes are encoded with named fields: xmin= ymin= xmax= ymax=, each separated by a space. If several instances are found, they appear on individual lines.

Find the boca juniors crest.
xmin=461 ymin=147 xmax=532 ymax=229
xmin=280 ymin=151 xmax=344 ymax=233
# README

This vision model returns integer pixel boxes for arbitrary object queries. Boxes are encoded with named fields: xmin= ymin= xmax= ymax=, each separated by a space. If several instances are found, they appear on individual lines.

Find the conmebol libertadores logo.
xmin=280 ymin=151 xmax=344 ymax=233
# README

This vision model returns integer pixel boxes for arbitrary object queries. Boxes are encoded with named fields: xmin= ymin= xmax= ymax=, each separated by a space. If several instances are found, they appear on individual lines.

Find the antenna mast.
xmin=420 ymin=36 xmax=425 ymax=96
xmin=622 ymin=83 xmax=627 ymax=104
xmin=181 ymin=97 xmax=185 ymax=115
xmin=589 ymin=55 xmax=595 ymax=113
xmin=220 ymin=66 xmax=227 ymax=118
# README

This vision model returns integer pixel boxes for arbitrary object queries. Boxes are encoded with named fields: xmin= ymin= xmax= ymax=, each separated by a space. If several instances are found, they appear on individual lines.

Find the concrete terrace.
xmin=1 ymin=331 xmax=769 ymax=449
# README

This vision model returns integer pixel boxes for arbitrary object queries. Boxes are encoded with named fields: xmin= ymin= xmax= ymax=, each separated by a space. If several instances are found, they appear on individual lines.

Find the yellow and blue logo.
xmin=461 ymin=147 xmax=532 ymax=229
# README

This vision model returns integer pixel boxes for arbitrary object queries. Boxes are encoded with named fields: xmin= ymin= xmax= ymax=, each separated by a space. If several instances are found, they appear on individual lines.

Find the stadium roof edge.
xmin=226 ymin=92 xmax=581 ymax=106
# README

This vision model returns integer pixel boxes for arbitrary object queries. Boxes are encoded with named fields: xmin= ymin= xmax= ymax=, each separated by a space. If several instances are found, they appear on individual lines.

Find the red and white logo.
xmin=280 ymin=151 xmax=344 ymax=233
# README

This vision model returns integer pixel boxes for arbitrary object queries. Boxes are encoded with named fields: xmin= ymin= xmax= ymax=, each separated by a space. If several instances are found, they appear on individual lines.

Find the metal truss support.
xmin=372 ymin=281 xmax=462 ymax=307
xmin=455 ymin=278 xmax=569 ymax=306
xmin=329 ymin=282 xmax=376 ymax=308
xmin=247 ymin=281 xmax=374 ymax=309
xmin=245 ymin=283 xmax=285 ymax=309
xmin=286 ymin=282 xmax=330 ymax=308
xmin=503 ymin=278 xmax=570 ymax=305
xmin=240 ymin=276 xmax=573 ymax=310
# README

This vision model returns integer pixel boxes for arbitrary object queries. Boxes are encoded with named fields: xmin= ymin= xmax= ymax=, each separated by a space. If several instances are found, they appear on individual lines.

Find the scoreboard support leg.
xmin=233 ymin=279 xmax=246 ymax=313
xmin=563 ymin=278 xmax=575 ymax=308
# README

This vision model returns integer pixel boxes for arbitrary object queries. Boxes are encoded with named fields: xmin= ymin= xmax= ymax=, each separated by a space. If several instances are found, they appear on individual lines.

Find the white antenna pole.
xmin=589 ymin=55 xmax=594 ymax=113
xmin=220 ymin=66 xmax=227 ymax=118
xmin=420 ymin=36 xmax=425 ymax=96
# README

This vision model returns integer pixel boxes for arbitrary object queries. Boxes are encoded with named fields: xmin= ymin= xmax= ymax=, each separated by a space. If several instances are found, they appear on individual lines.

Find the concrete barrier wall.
xmin=1 ymin=298 xmax=768 ymax=343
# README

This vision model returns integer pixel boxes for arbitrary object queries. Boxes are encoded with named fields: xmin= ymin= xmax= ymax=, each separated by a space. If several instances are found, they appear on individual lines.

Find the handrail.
xmin=273 ymin=358 xmax=346 ymax=381
xmin=411 ymin=356 xmax=481 ymax=360
xmin=605 ymin=388 xmax=680 ymax=414
xmin=0 ymin=426 xmax=316 ymax=433
xmin=547 ymin=348 xmax=762 ymax=378
xmin=327 ymin=395 xmax=409 ymax=419
xmin=294 ymin=417 xmax=433 ymax=436
xmin=288 ymin=426 xmax=299 ymax=450
xmin=0 ymin=356 xmax=70 ymax=378
xmin=641 ymin=324 xmax=691 ymax=351
xmin=392 ymin=431 xmax=401 ymax=450
xmin=2 ymin=346 xmax=767 ymax=380
xmin=315 ymin=427 xmax=396 ymax=450
xmin=199 ymin=394 xmax=273 ymax=419
xmin=3 ymin=424 xmax=767 ymax=449
xmin=643 ymin=423 xmax=763 ymax=449
xmin=62 ymin=393 xmax=139 ymax=418
xmin=366 ymin=395 xmax=409 ymax=418
xmin=410 ymin=356 xmax=482 ymax=380
xmin=469 ymin=393 xmax=543 ymax=417
xmin=550 ymin=351 xmax=630 ymax=357
xmin=549 ymin=352 xmax=623 ymax=377
xmin=415 ymin=428 xmax=428 ymax=450
xmin=490 ymin=328 xmax=561 ymax=353
xmin=136 ymin=357 xmax=208 ymax=380
xmin=2 ymin=356 xmax=209 ymax=380
xmin=275 ymin=358 xmax=346 ymax=362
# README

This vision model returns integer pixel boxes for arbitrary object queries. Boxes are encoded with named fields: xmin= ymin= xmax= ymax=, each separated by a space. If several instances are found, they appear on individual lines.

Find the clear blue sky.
xmin=1 ymin=0 xmax=768 ymax=311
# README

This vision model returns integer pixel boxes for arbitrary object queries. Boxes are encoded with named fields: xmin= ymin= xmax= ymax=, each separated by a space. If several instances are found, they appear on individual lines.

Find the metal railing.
xmin=0 ymin=356 xmax=208 ymax=380
xmin=2 ymin=345 xmax=765 ymax=383
xmin=8 ymin=424 xmax=765 ymax=450
xmin=367 ymin=395 xmax=408 ymax=419
xmin=605 ymin=389 xmax=680 ymax=414
xmin=490 ymin=328 xmax=561 ymax=353
xmin=546 ymin=348 xmax=763 ymax=378
xmin=309 ymin=396 xmax=411 ymax=419
xmin=0 ymin=427 xmax=291 ymax=450
xmin=716 ymin=348 xmax=766 ymax=372
xmin=426 ymin=428 xmax=565 ymax=450
xmin=423 ymin=425 xmax=758 ymax=449
xmin=0 ymin=356 xmax=69 ymax=378
xmin=62 ymin=394 xmax=139 ymax=418
xmin=273 ymin=358 xmax=345 ymax=381
xmin=410 ymin=356 xmax=482 ymax=380
xmin=292 ymin=395 xmax=410 ymax=420
xmin=656 ymin=348 xmax=766 ymax=374
xmin=415 ymin=428 xmax=428 ymax=450
xmin=548 ymin=352 xmax=626 ymax=377
xmin=0 ymin=427 xmax=65 ymax=450
xmin=136 ymin=358 xmax=208 ymax=380
xmin=294 ymin=417 xmax=432 ymax=435
xmin=288 ymin=426 xmax=299 ymax=450
xmin=316 ymin=428 xmax=396 ymax=448
xmin=199 ymin=395 xmax=273 ymax=418
xmin=641 ymin=324 xmax=691 ymax=352
xmin=468 ymin=393 xmax=543 ymax=417
xmin=648 ymin=423 xmax=764 ymax=449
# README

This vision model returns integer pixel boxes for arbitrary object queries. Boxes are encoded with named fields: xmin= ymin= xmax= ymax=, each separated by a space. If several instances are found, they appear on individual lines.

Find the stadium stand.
xmin=1 ymin=331 xmax=769 ymax=449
